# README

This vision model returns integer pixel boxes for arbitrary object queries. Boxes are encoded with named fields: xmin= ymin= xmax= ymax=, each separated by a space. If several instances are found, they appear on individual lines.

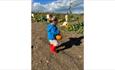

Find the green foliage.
xmin=66 ymin=22 xmax=84 ymax=34
xmin=32 ymin=13 xmax=84 ymax=34
xmin=32 ymin=13 xmax=47 ymax=22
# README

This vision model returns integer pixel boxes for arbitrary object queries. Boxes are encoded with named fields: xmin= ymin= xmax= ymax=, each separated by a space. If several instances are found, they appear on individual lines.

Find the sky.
xmin=33 ymin=0 xmax=57 ymax=4
xmin=32 ymin=0 xmax=83 ymax=14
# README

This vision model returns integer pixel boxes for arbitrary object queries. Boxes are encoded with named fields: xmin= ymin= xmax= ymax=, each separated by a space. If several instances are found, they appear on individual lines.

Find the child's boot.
xmin=49 ymin=44 xmax=57 ymax=55
xmin=52 ymin=46 xmax=57 ymax=55
xmin=49 ymin=44 xmax=53 ymax=52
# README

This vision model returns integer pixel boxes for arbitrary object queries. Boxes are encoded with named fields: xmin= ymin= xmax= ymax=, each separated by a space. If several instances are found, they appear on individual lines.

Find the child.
xmin=47 ymin=17 xmax=60 ymax=55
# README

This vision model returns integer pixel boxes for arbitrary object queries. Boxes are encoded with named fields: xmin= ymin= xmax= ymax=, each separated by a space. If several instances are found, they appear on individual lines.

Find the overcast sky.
xmin=32 ymin=0 xmax=83 ymax=14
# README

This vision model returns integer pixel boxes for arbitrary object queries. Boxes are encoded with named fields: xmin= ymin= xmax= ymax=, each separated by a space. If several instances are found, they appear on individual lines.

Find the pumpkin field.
xmin=32 ymin=13 xmax=84 ymax=70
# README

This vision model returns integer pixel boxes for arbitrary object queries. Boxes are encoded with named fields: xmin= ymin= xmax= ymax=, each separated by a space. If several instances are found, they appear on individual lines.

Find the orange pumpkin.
xmin=56 ymin=34 xmax=62 ymax=40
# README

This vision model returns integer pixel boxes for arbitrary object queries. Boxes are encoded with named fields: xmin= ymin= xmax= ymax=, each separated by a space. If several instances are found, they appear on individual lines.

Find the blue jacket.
xmin=47 ymin=23 xmax=60 ymax=40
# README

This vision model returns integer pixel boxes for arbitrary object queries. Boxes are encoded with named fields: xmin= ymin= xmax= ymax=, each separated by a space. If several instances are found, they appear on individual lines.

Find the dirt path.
xmin=32 ymin=22 xmax=84 ymax=70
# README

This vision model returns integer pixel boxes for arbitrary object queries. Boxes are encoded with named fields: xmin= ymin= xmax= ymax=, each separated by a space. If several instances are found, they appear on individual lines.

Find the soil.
xmin=32 ymin=22 xmax=84 ymax=70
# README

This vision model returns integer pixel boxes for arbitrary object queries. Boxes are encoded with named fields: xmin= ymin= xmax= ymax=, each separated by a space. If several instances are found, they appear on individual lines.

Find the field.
xmin=32 ymin=13 xmax=84 ymax=70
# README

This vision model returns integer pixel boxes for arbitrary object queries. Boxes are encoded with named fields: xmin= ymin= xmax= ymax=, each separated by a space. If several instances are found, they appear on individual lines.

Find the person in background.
xmin=65 ymin=14 xmax=68 ymax=22
xmin=46 ymin=14 xmax=53 ymax=23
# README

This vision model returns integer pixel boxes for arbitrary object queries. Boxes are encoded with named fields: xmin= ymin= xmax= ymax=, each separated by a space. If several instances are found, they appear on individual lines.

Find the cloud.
xmin=32 ymin=0 xmax=83 ymax=13
xmin=32 ymin=3 xmax=47 ymax=12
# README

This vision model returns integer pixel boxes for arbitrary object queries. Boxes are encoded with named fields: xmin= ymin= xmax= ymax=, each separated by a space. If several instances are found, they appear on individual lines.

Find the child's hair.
xmin=52 ymin=17 xmax=58 ymax=22
xmin=49 ymin=14 xmax=53 ymax=18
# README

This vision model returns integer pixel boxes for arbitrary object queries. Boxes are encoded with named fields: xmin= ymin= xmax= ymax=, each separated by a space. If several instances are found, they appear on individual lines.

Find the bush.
xmin=66 ymin=22 xmax=84 ymax=34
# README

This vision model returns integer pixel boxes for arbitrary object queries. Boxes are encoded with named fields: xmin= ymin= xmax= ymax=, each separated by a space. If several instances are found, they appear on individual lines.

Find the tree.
xmin=68 ymin=0 xmax=72 ymax=14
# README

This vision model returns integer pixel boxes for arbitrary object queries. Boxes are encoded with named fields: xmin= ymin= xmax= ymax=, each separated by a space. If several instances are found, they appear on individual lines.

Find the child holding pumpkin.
xmin=47 ymin=17 xmax=61 ymax=55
